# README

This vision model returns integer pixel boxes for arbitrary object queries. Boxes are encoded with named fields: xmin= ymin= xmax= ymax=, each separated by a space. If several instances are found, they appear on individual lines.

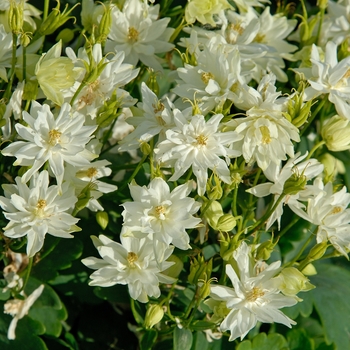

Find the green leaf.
xmin=140 ymin=329 xmax=158 ymax=350
xmin=32 ymin=236 xmax=83 ymax=282
xmin=191 ymin=331 xmax=209 ymax=350
xmin=303 ymin=261 xmax=350 ymax=350
xmin=27 ymin=278 xmax=67 ymax=337
xmin=236 ymin=333 xmax=288 ymax=350
xmin=174 ymin=327 xmax=193 ymax=350
xmin=287 ymin=329 xmax=314 ymax=350
xmin=0 ymin=304 xmax=47 ymax=350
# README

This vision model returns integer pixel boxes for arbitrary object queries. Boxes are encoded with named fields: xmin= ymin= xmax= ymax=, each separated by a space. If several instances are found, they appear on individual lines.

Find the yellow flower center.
xmin=48 ymin=129 xmax=62 ymax=146
xmin=155 ymin=205 xmax=166 ymax=217
xmin=260 ymin=125 xmax=272 ymax=144
xmin=246 ymin=286 xmax=265 ymax=302
xmin=128 ymin=27 xmax=139 ymax=42
xmin=196 ymin=134 xmax=208 ymax=146
xmin=86 ymin=167 xmax=98 ymax=179
xmin=127 ymin=252 xmax=138 ymax=268
xmin=226 ymin=23 xmax=244 ymax=44
xmin=79 ymin=80 xmax=101 ymax=107
xmin=35 ymin=199 xmax=47 ymax=217
xmin=254 ymin=33 xmax=266 ymax=43
xmin=331 ymin=206 xmax=342 ymax=214
xmin=153 ymin=101 xmax=165 ymax=114
xmin=201 ymin=72 xmax=214 ymax=85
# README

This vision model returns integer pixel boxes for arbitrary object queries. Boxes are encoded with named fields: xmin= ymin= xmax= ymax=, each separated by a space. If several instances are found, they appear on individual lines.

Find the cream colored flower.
xmin=322 ymin=115 xmax=350 ymax=151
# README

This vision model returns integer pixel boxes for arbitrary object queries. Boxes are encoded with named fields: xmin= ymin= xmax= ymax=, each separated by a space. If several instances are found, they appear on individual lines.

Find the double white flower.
xmin=82 ymin=234 xmax=175 ymax=303
xmin=2 ymin=101 xmax=97 ymax=189
xmin=155 ymin=110 xmax=243 ymax=195
xmin=0 ymin=171 xmax=80 ymax=257
xmin=209 ymin=242 xmax=297 ymax=341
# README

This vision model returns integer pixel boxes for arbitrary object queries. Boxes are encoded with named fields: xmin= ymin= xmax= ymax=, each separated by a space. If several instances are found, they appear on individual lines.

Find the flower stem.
xmin=21 ymin=257 xmax=33 ymax=292
xmin=300 ymin=98 xmax=327 ymax=136
xmin=307 ymin=140 xmax=325 ymax=159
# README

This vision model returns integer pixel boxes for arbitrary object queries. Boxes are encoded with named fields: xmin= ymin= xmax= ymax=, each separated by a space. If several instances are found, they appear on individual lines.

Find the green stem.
xmin=278 ymin=215 xmax=300 ymax=239
xmin=232 ymin=186 xmax=238 ymax=217
xmin=21 ymin=257 xmax=33 ymax=292
xmin=22 ymin=44 xmax=26 ymax=82
xmin=300 ymin=98 xmax=327 ymax=136
xmin=4 ymin=33 xmax=18 ymax=99
xmin=118 ymin=153 xmax=148 ymax=192
xmin=316 ymin=7 xmax=325 ymax=46
xmin=70 ymin=80 xmax=87 ymax=106
xmin=43 ymin=0 xmax=50 ymax=22
xmin=183 ymin=289 xmax=197 ymax=319
xmin=246 ymin=193 xmax=285 ymax=236
xmin=307 ymin=140 xmax=325 ymax=159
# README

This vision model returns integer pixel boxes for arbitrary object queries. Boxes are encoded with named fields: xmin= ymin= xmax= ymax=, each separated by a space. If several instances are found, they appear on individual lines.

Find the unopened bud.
xmin=140 ymin=141 xmax=151 ymax=155
xmin=322 ymin=115 xmax=350 ymax=152
xmin=96 ymin=211 xmax=108 ymax=230
xmin=56 ymin=28 xmax=75 ymax=44
xmin=216 ymin=214 xmax=236 ymax=232
xmin=146 ymin=70 xmax=160 ymax=97
xmin=143 ymin=304 xmax=164 ymax=329
xmin=256 ymin=237 xmax=279 ymax=261
xmin=206 ymin=174 xmax=223 ymax=200
xmin=283 ymin=172 xmax=307 ymax=195
xmin=8 ymin=0 xmax=24 ymax=34
xmin=307 ymin=241 xmax=328 ymax=261
xmin=96 ymin=3 xmax=112 ymax=45
xmin=188 ymin=256 xmax=212 ymax=285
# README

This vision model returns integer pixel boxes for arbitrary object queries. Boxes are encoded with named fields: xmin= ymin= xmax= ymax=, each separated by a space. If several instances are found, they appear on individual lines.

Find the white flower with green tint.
xmin=0 ymin=171 xmax=80 ymax=257
xmin=209 ymin=242 xmax=296 ymax=341
xmin=2 ymin=101 xmax=97 ymax=189
xmin=82 ymin=234 xmax=175 ymax=303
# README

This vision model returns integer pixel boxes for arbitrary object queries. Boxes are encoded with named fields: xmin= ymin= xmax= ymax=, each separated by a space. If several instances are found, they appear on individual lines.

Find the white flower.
xmin=105 ymin=0 xmax=174 ymax=71
xmin=63 ymin=160 xmax=117 ymax=212
xmin=173 ymin=39 xmax=244 ymax=114
xmin=2 ymin=101 xmax=97 ymax=188
xmin=247 ymin=153 xmax=323 ymax=230
xmin=66 ymin=43 xmax=139 ymax=118
xmin=298 ymin=178 xmax=350 ymax=257
xmin=300 ymin=41 xmax=350 ymax=119
xmin=4 ymin=284 xmax=44 ymax=340
xmin=121 ymin=177 xmax=201 ymax=250
xmin=0 ymin=171 xmax=80 ymax=257
xmin=155 ymin=110 xmax=243 ymax=195
xmin=82 ymin=234 xmax=175 ymax=303
xmin=209 ymin=242 xmax=296 ymax=341
xmin=226 ymin=108 xmax=300 ymax=171
xmin=118 ymin=82 xmax=182 ymax=152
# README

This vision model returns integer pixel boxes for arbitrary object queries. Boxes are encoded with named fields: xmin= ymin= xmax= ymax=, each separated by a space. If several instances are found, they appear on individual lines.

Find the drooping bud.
xmin=322 ymin=115 xmax=350 ymax=152
xmin=143 ymin=304 xmax=164 ymax=329
xmin=96 ymin=211 xmax=108 ymax=230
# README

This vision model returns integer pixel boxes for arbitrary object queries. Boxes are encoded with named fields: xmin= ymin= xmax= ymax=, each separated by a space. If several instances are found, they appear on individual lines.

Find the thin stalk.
xmin=307 ymin=140 xmax=325 ymax=159
xmin=21 ymin=257 xmax=33 ymax=292
xmin=278 ymin=215 xmax=300 ymax=239
xmin=43 ymin=0 xmax=50 ymax=22
xmin=300 ymin=98 xmax=327 ymax=136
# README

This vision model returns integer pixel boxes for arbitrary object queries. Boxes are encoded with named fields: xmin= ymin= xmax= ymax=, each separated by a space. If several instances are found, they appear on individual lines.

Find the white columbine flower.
xmin=82 ymin=234 xmax=175 ymax=303
xmin=226 ymin=108 xmax=300 ymax=171
xmin=298 ymin=178 xmax=350 ymax=258
xmin=155 ymin=110 xmax=243 ymax=195
xmin=247 ymin=153 xmax=324 ymax=230
xmin=66 ymin=43 xmax=139 ymax=118
xmin=63 ymin=160 xmax=117 ymax=212
xmin=121 ymin=177 xmax=201 ymax=250
xmin=299 ymin=41 xmax=350 ymax=119
xmin=105 ymin=0 xmax=174 ymax=71
xmin=2 ymin=101 xmax=97 ymax=188
xmin=4 ymin=284 xmax=44 ymax=340
xmin=0 ymin=171 xmax=80 ymax=257
xmin=209 ymin=242 xmax=297 ymax=341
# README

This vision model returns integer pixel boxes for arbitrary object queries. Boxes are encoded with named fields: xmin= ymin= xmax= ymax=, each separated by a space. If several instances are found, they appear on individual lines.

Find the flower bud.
xmin=39 ymin=0 xmax=80 ymax=36
xmin=140 ymin=141 xmax=151 ymax=155
xmin=322 ymin=115 xmax=350 ymax=151
xmin=277 ymin=267 xmax=315 ymax=298
xmin=146 ymin=70 xmax=160 ymax=97
xmin=307 ymin=241 xmax=328 ymax=261
xmin=255 ymin=237 xmax=278 ymax=261
xmin=317 ymin=0 xmax=328 ymax=10
xmin=95 ymin=3 xmax=112 ymax=45
xmin=56 ymin=28 xmax=75 ymax=44
xmin=20 ymin=32 xmax=31 ymax=47
xmin=96 ymin=211 xmax=108 ymax=230
xmin=206 ymin=174 xmax=223 ymax=200
xmin=188 ymin=255 xmax=212 ymax=285
xmin=219 ymin=232 xmax=240 ymax=261
xmin=8 ymin=0 xmax=24 ymax=34
xmin=283 ymin=172 xmax=307 ymax=196
xmin=143 ymin=304 xmax=164 ymax=329
xmin=216 ymin=214 xmax=236 ymax=232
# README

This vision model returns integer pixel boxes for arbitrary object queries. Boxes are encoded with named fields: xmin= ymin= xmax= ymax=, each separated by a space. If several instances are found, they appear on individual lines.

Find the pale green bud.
xmin=317 ymin=0 xmax=328 ymax=10
xmin=20 ymin=32 xmax=31 ymax=47
xmin=219 ymin=232 xmax=240 ymax=261
xmin=140 ymin=141 xmax=151 ymax=156
xmin=320 ymin=153 xmax=345 ymax=183
xmin=216 ymin=214 xmax=236 ymax=232
xmin=96 ymin=3 xmax=112 ymax=45
xmin=8 ymin=0 xmax=24 ymax=34
xmin=301 ymin=263 xmax=317 ymax=276
xmin=322 ymin=115 xmax=350 ymax=151
xmin=203 ymin=200 xmax=223 ymax=230
xmin=206 ymin=174 xmax=223 ymax=200
xmin=143 ymin=304 xmax=164 ymax=329
xmin=96 ymin=211 xmax=108 ymax=230
xmin=277 ymin=267 xmax=315 ymax=298
xmin=283 ymin=172 xmax=307 ymax=196
xmin=56 ymin=28 xmax=75 ymax=44
xmin=188 ymin=256 xmax=212 ymax=285
xmin=146 ymin=70 xmax=160 ymax=97
xmin=307 ymin=241 xmax=328 ymax=261
xmin=255 ymin=237 xmax=278 ymax=261
xmin=39 ymin=0 xmax=80 ymax=36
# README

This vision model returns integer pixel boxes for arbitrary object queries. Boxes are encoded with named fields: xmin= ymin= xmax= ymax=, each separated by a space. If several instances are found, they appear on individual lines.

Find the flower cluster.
xmin=0 ymin=0 xmax=350 ymax=348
